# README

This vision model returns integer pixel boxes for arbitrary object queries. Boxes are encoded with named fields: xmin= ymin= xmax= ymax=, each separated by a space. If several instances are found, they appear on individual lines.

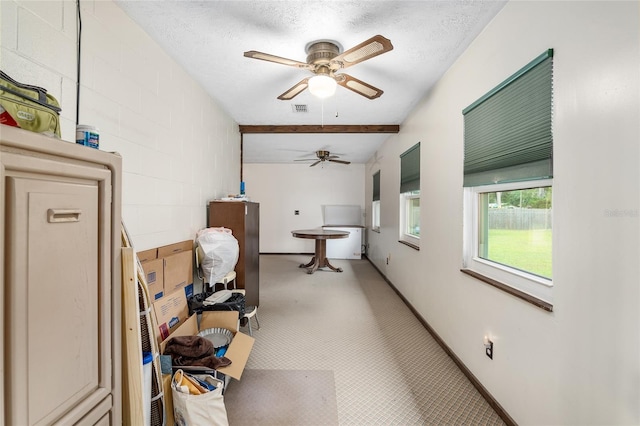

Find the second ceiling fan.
xmin=244 ymin=35 xmax=393 ymax=100
xmin=295 ymin=150 xmax=351 ymax=167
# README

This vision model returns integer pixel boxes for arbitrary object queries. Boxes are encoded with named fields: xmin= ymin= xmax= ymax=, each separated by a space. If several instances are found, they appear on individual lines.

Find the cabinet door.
xmin=208 ymin=202 xmax=260 ymax=306
xmin=3 ymin=156 xmax=113 ymax=425
xmin=244 ymin=202 xmax=260 ymax=307
xmin=208 ymin=202 xmax=246 ymax=287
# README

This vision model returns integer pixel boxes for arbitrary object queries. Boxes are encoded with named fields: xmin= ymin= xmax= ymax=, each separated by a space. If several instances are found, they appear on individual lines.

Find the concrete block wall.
xmin=1 ymin=0 xmax=240 ymax=249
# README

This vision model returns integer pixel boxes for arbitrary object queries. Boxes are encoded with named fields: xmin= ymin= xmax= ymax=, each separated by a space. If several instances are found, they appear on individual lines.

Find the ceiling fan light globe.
xmin=308 ymin=75 xmax=337 ymax=99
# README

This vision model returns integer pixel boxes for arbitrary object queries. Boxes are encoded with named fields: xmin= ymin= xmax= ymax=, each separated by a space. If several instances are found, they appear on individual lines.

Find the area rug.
xmin=223 ymin=369 xmax=338 ymax=426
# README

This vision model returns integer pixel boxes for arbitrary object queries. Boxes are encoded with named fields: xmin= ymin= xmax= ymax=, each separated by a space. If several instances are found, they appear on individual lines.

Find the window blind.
xmin=400 ymin=142 xmax=420 ymax=193
xmin=463 ymin=49 xmax=553 ymax=187
xmin=372 ymin=170 xmax=380 ymax=201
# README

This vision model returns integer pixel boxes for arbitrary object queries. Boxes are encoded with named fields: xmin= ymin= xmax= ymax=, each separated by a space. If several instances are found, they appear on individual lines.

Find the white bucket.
xmin=142 ymin=352 xmax=153 ymax=426
xmin=76 ymin=125 xmax=99 ymax=149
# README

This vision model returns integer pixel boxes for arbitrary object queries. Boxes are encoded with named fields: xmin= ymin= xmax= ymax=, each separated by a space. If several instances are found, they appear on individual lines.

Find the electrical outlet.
xmin=294 ymin=210 xmax=299 ymax=215
xmin=485 ymin=341 xmax=493 ymax=359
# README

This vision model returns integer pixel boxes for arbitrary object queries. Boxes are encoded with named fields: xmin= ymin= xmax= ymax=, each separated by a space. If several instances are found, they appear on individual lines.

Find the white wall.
xmin=1 ymin=0 xmax=240 ymax=250
xmin=243 ymin=163 xmax=365 ymax=253
xmin=5 ymin=0 xmax=639 ymax=423
xmin=366 ymin=1 xmax=639 ymax=424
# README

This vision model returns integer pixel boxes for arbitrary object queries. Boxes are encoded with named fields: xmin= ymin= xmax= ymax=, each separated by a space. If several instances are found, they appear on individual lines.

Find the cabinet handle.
xmin=47 ymin=208 xmax=82 ymax=223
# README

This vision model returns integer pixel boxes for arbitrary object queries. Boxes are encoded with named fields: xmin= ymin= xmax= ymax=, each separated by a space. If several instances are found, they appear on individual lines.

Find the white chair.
xmin=195 ymin=244 xmax=259 ymax=336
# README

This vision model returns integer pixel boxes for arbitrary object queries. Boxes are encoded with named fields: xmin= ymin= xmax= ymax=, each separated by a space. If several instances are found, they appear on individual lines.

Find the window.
xmin=400 ymin=143 xmax=420 ymax=248
xmin=465 ymin=180 xmax=553 ymax=303
xmin=404 ymin=191 xmax=420 ymax=237
xmin=372 ymin=171 xmax=380 ymax=231
xmin=480 ymin=185 xmax=552 ymax=279
xmin=462 ymin=49 xmax=554 ymax=307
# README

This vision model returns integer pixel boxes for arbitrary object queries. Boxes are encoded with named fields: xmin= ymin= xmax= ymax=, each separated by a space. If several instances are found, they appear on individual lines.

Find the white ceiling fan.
xmin=244 ymin=35 xmax=393 ymax=100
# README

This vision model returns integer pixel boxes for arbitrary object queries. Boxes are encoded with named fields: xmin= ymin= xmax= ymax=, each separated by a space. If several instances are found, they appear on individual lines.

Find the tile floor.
xmin=242 ymin=255 xmax=505 ymax=425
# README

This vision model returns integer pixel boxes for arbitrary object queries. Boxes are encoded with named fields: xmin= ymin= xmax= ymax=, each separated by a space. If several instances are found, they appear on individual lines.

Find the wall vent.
xmin=292 ymin=104 xmax=308 ymax=113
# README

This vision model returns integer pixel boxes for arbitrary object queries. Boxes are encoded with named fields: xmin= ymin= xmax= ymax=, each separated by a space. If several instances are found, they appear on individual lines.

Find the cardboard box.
xmin=159 ymin=311 xmax=254 ymax=425
xmin=140 ymin=258 xmax=164 ymax=300
xmin=157 ymin=240 xmax=192 ymax=258
xmin=162 ymin=374 xmax=175 ymax=426
xmin=138 ymin=240 xmax=194 ymax=300
xmin=152 ymin=290 xmax=189 ymax=343
xmin=137 ymin=248 xmax=158 ymax=263
xmin=163 ymin=251 xmax=193 ymax=297
xmin=160 ymin=311 xmax=254 ymax=381
xmin=158 ymin=240 xmax=194 ymax=297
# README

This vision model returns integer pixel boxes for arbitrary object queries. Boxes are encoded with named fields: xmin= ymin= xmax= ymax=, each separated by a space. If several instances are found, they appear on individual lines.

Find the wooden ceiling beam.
xmin=238 ymin=124 xmax=399 ymax=134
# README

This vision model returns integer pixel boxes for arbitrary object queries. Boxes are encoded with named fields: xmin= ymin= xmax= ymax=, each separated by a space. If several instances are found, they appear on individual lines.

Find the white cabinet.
xmin=322 ymin=205 xmax=364 ymax=259
xmin=323 ymin=226 xmax=364 ymax=259
xmin=1 ymin=125 xmax=122 ymax=425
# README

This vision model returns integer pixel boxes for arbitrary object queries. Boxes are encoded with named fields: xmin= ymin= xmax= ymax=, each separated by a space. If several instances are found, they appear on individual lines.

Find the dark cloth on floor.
xmin=164 ymin=335 xmax=232 ymax=369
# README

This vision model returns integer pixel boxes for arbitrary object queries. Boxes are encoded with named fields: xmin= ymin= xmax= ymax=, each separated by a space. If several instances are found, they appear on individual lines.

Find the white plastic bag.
xmin=172 ymin=369 xmax=228 ymax=426
xmin=196 ymin=227 xmax=239 ymax=284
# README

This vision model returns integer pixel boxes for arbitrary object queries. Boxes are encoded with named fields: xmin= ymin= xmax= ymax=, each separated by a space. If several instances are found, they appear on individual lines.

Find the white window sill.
xmin=398 ymin=239 xmax=419 ymax=251
xmin=460 ymin=268 xmax=553 ymax=312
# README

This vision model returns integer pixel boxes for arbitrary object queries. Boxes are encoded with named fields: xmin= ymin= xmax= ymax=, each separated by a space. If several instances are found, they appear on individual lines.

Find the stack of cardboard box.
xmin=138 ymin=239 xmax=254 ymax=424
xmin=138 ymin=240 xmax=194 ymax=343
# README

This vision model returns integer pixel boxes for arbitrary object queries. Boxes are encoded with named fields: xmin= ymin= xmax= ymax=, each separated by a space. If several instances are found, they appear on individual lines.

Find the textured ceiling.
xmin=116 ymin=0 xmax=506 ymax=164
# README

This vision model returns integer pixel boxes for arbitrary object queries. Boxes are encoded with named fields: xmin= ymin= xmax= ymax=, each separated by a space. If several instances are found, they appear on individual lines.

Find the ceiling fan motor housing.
xmin=316 ymin=150 xmax=331 ymax=159
xmin=306 ymin=41 xmax=342 ymax=72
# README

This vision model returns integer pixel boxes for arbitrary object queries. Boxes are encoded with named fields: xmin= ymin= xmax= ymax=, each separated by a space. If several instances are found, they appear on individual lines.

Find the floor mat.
xmin=224 ymin=369 xmax=338 ymax=426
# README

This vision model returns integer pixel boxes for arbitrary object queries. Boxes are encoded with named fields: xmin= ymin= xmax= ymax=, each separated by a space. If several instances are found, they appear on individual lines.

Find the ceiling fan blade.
xmin=330 ymin=35 xmax=393 ymax=70
xmin=277 ymin=78 xmax=310 ymax=100
xmin=244 ymin=50 xmax=313 ymax=70
xmin=335 ymin=73 xmax=383 ymax=99
xmin=309 ymin=160 xmax=321 ymax=167
xmin=328 ymin=159 xmax=351 ymax=165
